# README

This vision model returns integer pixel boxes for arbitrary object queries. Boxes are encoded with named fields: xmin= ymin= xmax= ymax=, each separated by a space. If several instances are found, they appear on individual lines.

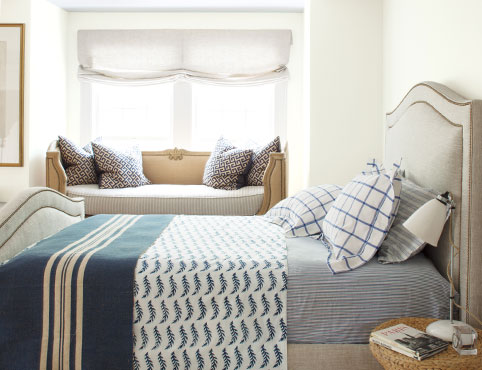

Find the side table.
xmin=370 ymin=317 xmax=482 ymax=370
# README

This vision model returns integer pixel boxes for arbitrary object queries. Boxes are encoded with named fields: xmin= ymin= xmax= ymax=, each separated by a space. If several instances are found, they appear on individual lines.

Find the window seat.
xmin=46 ymin=141 xmax=286 ymax=216
xmin=66 ymin=184 xmax=265 ymax=216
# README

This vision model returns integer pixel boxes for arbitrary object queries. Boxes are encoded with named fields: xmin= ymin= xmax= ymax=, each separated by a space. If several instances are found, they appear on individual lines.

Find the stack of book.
xmin=370 ymin=323 xmax=449 ymax=360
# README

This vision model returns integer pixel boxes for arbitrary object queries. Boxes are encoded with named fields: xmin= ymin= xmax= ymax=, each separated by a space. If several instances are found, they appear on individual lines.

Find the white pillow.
xmin=322 ymin=160 xmax=401 ymax=273
xmin=265 ymin=184 xmax=342 ymax=238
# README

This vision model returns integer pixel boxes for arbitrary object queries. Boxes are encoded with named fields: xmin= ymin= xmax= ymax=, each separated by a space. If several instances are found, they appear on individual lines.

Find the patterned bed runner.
xmin=133 ymin=215 xmax=287 ymax=370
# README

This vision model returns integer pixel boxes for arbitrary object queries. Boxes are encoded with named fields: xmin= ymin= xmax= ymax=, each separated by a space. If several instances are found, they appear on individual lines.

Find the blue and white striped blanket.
xmin=0 ymin=214 xmax=287 ymax=370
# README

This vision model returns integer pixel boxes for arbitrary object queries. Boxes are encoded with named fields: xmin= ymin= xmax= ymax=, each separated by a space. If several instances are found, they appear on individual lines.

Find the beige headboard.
xmin=385 ymin=81 xmax=482 ymax=327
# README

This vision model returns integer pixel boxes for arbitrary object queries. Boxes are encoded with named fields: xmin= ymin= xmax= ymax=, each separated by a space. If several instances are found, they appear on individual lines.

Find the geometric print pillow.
xmin=322 ymin=160 xmax=402 ymax=274
xmin=265 ymin=184 xmax=342 ymax=238
xmin=91 ymin=142 xmax=150 ymax=189
xmin=247 ymin=136 xmax=281 ymax=186
xmin=58 ymin=135 xmax=98 ymax=186
xmin=378 ymin=178 xmax=437 ymax=264
xmin=203 ymin=137 xmax=253 ymax=190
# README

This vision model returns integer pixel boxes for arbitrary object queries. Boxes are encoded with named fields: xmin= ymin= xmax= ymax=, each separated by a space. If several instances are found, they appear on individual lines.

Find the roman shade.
xmin=77 ymin=29 xmax=292 ymax=85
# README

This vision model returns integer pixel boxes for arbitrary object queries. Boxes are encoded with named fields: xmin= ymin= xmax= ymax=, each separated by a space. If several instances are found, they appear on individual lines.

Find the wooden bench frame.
xmin=46 ymin=141 xmax=287 ymax=215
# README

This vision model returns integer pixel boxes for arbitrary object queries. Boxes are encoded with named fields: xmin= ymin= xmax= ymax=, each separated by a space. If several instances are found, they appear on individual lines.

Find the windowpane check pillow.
xmin=378 ymin=179 xmax=437 ymax=264
xmin=58 ymin=136 xmax=97 ymax=186
xmin=247 ymin=136 xmax=280 ymax=186
xmin=322 ymin=160 xmax=402 ymax=274
xmin=91 ymin=142 xmax=150 ymax=189
xmin=203 ymin=138 xmax=253 ymax=190
xmin=265 ymin=184 xmax=342 ymax=238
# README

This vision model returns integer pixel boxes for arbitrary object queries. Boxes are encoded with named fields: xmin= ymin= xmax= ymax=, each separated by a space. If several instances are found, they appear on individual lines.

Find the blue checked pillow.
xmin=322 ymin=160 xmax=402 ymax=274
xmin=247 ymin=136 xmax=280 ymax=186
xmin=378 ymin=179 xmax=437 ymax=264
xmin=265 ymin=184 xmax=342 ymax=238
xmin=91 ymin=142 xmax=150 ymax=189
xmin=58 ymin=136 xmax=97 ymax=186
xmin=203 ymin=137 xmax=253 ymax=190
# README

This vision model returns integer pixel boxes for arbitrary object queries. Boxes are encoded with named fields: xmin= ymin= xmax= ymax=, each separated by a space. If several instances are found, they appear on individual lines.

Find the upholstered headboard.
xmin=0 ymin=187 xmax=85 ymax=264
xmin=385 ymin=81 xmax=482 ymax=327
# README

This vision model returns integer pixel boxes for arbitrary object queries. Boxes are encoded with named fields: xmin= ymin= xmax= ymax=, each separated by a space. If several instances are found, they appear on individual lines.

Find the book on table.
xmin=370 ymin=323 xmax=449 ymax=361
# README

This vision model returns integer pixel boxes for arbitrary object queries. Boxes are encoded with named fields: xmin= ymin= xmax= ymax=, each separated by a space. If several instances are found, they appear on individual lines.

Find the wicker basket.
xmin=370 ymin=317 xmax=482 ymax=370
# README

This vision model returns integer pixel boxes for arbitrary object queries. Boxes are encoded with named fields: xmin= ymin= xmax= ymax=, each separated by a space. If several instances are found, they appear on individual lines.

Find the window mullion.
xmin=80 ymin=82 xmax=93 ymax=144
xmin=172 ymin=81 xmax=192 ymax=149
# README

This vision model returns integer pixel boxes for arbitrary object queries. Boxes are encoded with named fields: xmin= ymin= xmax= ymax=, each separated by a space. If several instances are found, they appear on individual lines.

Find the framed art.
xmin=0 ymin=24 xmax=24 ymax=167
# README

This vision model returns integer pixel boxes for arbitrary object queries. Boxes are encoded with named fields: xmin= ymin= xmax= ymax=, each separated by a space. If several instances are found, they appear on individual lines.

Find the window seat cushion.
xmin=66 ymin=184 xmax=264 ymax=216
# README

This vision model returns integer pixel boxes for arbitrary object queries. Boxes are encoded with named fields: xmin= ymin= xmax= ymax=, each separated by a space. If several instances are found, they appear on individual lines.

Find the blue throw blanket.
xmin=0 ymin=214 xmax=173 ymax=370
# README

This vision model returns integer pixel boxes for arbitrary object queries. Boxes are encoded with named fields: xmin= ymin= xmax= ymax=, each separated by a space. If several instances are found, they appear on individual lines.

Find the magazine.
xmin=371 ymin=323 xmax=449 ymax=360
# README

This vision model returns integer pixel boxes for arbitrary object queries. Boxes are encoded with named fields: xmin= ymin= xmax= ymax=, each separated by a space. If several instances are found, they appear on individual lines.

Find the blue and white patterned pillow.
xmin=58 ymin=136 xmax=98 ymax=186
xmin=322 ymin=160 xmax=402 ymax=273
xmin=247 ymin=136 xmax=281 ymax=186
xmin=378 ymin=178 xmax=437 ymax=264
xmin=91 ymin=142 xmax=150 ymax=189
xmin=265 ymin=184 xmax=342 ymax=238
xmin=203 ymin=137 xmax=253 ymax=190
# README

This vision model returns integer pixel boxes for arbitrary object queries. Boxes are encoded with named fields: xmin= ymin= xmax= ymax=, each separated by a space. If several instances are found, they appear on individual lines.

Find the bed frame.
xmin=1 ymin=82 xmax=481 ymax=369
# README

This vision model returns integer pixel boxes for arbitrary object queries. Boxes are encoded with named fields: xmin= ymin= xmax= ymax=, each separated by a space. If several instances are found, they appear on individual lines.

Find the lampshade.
xmin=403 ymin=198 xmax=448 ymax=246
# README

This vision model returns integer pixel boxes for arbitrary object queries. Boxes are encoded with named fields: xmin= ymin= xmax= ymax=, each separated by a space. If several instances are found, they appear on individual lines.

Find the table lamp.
xmin=403 ymin=192 xmax=472 ymax=342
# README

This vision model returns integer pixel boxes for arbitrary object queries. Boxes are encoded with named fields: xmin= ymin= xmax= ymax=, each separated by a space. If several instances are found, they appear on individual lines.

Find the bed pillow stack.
xmin=265 ymin=184 xmax=342 ymax=238
xmin=58 ymin=136 xmax=97 ymax=186
xmin=322 ymin=160 xmax=402 ymax=274
xmin=377 ymin=178 xmax=437 ymax=264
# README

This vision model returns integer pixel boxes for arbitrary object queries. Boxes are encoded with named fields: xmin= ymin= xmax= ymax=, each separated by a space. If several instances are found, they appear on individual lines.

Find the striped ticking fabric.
xmin=286 ymin=236 xmax=451 ymax=344
xmin=322 ymin=160 xmax=401 ymax=274
xmin=378 ymin=179 xmax=437 ymax=264
xmin=265 ymin=184 xmax=342 ymax=238
xmin=66 ymin=184 xmax=264 ymax=215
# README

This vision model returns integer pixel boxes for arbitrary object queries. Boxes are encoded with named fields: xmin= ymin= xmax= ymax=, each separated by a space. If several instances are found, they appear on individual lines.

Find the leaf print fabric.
xmin=133 ymin=215 xmax=287 ymax=370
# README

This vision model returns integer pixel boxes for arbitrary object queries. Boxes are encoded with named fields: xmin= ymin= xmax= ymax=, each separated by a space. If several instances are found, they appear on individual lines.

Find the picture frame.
xmin=0 ymin=24 xmax=24 ymax=167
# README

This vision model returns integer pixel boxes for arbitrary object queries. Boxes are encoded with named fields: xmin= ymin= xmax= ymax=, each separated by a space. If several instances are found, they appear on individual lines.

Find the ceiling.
xmin=46 ymin=0 xmax=305 ymax=12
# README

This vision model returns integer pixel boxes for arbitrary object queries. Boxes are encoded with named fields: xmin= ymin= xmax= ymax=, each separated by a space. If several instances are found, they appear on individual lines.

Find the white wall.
xmin=0 ymin=0 xmax=67 ymax=202
xmin=66 ymin=12 xmax=305 ymax=194
xmin=307 ymin=0 xmax=383 ymax=187
xmin=383 ymin=0 xmax=482 ymax=112
xmin=29 ymin=0 xmax=68 ymax=188
xmin=0 ymin=0 xmax=30 ymax=201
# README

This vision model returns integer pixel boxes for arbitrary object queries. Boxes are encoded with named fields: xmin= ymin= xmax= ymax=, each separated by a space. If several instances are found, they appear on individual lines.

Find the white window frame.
xmin=80 ymin=80 xmax=287 ymax=149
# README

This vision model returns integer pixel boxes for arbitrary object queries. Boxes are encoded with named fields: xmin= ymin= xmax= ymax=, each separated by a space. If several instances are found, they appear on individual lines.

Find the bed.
xmin=1 ymin=81 xmax=481 ymax=370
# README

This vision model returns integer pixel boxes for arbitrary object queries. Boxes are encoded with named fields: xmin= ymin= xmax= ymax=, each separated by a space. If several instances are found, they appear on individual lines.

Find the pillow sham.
xmin=203 ymin=137 xmax=253 ymax=190
xmin=265 ymin=184 xmax=342 ymax=238
xmin=91 ymin=142 xmax=150 ymax=189
xmin=58 ymin=136 xmax=97 ymax=186
xmin=247 ymin=136 xmax=281 ymax=186
xmin=377 ymin=178 xmax=437 ymax=264
xmin=322 ymin=160 xmax=401 ymax=274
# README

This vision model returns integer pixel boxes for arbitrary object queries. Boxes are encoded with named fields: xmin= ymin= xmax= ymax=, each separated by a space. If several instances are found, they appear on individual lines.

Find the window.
xmin=83 ymin=81 xmax=286 ymax=150
xmin=192 ymin=84 xmax=275 ymax=150
xmin=90 ymin=83 xmax=173 ymax=150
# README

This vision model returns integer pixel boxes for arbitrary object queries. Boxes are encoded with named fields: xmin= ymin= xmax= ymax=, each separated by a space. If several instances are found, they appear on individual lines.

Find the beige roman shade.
xmin=77 ymin=29 xmax=292 ymax=85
